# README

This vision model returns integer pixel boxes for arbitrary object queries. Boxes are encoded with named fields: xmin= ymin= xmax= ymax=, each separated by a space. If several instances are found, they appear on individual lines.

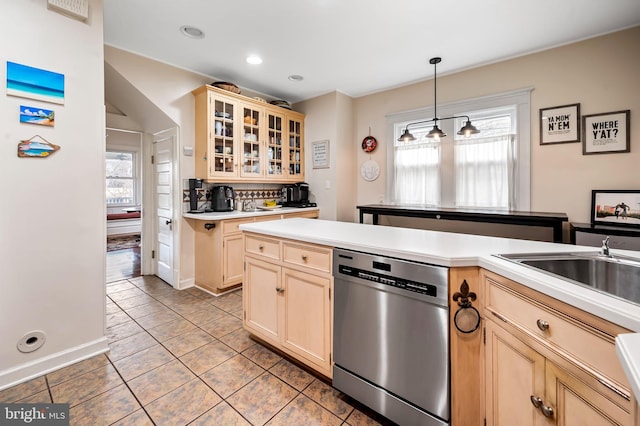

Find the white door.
xmin=153 ymin=131 xmax=176 ymax=286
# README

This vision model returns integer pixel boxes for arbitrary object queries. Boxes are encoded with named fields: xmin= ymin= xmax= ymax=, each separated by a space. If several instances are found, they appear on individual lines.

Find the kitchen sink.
xmin=495 ymin=252 xmax=640 ymax=305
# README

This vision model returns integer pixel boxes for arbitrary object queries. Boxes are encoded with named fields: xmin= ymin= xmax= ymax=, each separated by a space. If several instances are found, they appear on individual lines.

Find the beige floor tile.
xmin=108 ymin=287 xmax=147 ymax=302
xmin=267 ymin=394 xmax=342 ymax=426
xmin=50 ymin=363 xmax=123 ymax=407
xmin=199 ymin=314 xmax=242 ymax=338
xmin=47 ymin=354 xmax=110 ymax=386
xmin=106 ymin=280 xmax=137 ymax=294
xmin=134 ymin=309 xmax=182 ymax=329
xmin=210 ymin=293 xmax=243 ymax=313
xmin=110 ymin=409 xmax=154 ymax=426
xmin=303 ymin=378 xmax=354 ymax=420
xmin=127 ymin=359 xmax=195 ymax=405
xmin=242 ymin=343 xmax=283 ymax=369
xmin=191 ymin=401 xmax=251 ymax=426
xmin=106 ymin=320 xmax=145 ymax=343
xmin=146 ymin=317 xmax=197 ymax=342
xmin=344 ymin=407 xmax=389 ymax=426
xmin=200 ymin=354 xmax=264 ymax=398
xmin=152 ymin=292 xmax=199 ymax=306
xmin=145 ymin=378 xmax=222 ymax=425
xmin=0 ymin=376 xmax=47 ymax=402
xmin=162 ymin=328 xmax=215 ymax=357
xmin=68 ymin=384 xmax=140 ymax=425
xmin=179 ymin=341 xmax=237 ymax=375
xmin=269 ymin=359 xmax=315 ymax=391
xmin=227 ymin=372 xmax=298 ymax=425
xmin=184 ymin=287 xmax=214 ymax=300
xmin=181 ymin=306 xmax=227 ymax=326
xmin=125 ymin=301 xmax=172 ymax=319
xmin=107 ymin=331 xmax=157 ymax=361
xmin=112 ymin=344 xmax=174 ymax=381
xmin=106 ymin=310 xmax=131 ymax=328
xmin=113 ymin=293 xmax=156 ymax=310
xmin=168 ymin=299 xmax=213 ymax=315
xmin=106 ymin=300 xmax=122 ymax=315
xmin=218 ymin=328 xmax=255 ymax=352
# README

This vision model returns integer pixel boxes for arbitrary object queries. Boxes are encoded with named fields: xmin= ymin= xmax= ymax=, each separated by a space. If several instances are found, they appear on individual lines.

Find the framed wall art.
xmin=582 ymin=110 xmax=630 ymax=155
xmin=539 ymin=103 xmax=580 ymax=145
xmin=312 ymin=140 xmax=330 ymax=169
xmin=591 ymin=189 xmax=640 ymax=227
xmin=6 ymin=61 xmax=65 ymax=105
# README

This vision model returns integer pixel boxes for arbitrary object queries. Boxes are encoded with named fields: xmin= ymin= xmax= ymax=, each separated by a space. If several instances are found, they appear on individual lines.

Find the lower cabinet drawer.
xmin=282 ymin=241 xmax=332 ymax=273
xmin=223 ymin=218 xmax=255 ymax=235
xmin=245 ymin=234 xmax=280 ymax=260
xmin=485 ymin=275 xmax=629 ymax=388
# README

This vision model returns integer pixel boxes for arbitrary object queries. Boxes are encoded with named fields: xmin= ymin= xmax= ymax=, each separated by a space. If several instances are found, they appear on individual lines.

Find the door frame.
xmin=142 ymin=127 xmax=181 ymax=287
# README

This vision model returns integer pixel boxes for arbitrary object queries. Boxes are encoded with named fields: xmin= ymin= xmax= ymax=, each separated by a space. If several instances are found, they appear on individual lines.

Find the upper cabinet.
xmin=193 ymin=85 xmax=305 ymax=183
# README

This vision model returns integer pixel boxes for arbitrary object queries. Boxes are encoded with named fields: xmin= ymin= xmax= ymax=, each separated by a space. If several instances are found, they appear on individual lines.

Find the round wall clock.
xmin=361 ymin=136 xmax=377 ymax=153
xmin=360 ymin=159 xmax=380 ymax=182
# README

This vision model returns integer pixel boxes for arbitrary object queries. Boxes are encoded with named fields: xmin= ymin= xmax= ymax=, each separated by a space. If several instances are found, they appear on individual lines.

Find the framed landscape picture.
xmin=591 ymin=190 xmax=640 ymax=227
xmin=540 ymin=103 xmax=580 ymax=145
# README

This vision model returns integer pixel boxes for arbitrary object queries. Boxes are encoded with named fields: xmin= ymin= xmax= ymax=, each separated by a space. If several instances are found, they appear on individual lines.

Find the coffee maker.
xmin=283 ymin=182 xmax=316 ymax=207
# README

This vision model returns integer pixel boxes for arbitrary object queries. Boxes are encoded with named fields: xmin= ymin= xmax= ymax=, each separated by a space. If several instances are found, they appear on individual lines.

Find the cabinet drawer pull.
xmin=275 ymin=287 xmax=284 ymax=293
xmin=598 ymin=378 xmax=631 ymax=401
xmin=536 ymin=319 xmax=549 ymax=331
xmin=530 ymin=395 xmax=542 ymax=408
xmin=258 ymin=244 xmax=264 ymax=251
xmin=301 ymin=254 xmax=308 ymax=262
xmin=540 ymin=404 xmax=554 ymax=418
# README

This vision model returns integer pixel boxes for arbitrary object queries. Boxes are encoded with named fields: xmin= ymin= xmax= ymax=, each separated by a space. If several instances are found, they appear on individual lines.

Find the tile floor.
xmin=0 ymin=276 xmax=393 ymax=425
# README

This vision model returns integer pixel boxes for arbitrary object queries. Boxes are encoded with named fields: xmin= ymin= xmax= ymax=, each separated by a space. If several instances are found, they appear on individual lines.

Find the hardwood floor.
xmin=106 ymin=247 xmax=141 ymax=283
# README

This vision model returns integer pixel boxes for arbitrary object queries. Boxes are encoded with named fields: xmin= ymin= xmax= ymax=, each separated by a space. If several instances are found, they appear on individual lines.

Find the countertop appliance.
xmin=333 ymin=248 xmax=450 ymax=426
xmin=283 ymin=182 xmax=316 ymax=208
xmin=211 ymin=186 xmax=235 ymax=212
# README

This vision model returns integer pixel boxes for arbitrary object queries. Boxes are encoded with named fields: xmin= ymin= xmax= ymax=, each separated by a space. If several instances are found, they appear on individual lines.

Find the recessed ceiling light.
xmin=288 ymin=74 xmax=304 ymax=82
xmin=179 ymin=25 xmax=204 ymax=39
xmin=246 ymin=55 xmax=263 ymax=65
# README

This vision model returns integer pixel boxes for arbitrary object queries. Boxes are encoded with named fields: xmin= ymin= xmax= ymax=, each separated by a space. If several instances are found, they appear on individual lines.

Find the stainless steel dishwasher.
xmin=333 ymin=248 xmax=450 ymax=426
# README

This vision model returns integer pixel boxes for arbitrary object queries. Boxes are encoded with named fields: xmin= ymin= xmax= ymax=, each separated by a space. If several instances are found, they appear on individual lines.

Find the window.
xmin=106 ymin=151 xmax=136 ymax=205
xmin=387 ymin=89 xmax=531 ymax=210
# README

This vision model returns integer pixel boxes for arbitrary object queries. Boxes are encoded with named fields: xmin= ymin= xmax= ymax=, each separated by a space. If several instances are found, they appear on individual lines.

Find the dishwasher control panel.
xmin=338 ymin=265 xmax=437 ymax=297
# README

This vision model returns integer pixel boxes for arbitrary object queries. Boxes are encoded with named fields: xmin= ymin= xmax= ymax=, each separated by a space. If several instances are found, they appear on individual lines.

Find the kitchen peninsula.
xmin=240 ymin=218 xmax=640 ymax=425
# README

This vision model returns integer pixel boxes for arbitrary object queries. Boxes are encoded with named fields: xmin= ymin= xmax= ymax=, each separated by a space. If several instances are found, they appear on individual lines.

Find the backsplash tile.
xmin=182 ymin=181 xmax=285 ymax=212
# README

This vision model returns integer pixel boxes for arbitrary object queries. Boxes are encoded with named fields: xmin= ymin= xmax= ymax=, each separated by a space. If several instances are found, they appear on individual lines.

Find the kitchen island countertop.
xmin=239 ymin=218 xmax=640 ymax=400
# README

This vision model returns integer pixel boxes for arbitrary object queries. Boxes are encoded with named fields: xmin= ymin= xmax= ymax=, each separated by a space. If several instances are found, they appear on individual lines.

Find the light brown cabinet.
xmin=243 ymin=233 xmax=332 ymax=377
xmin=189 ymin=210 xmax=318 ymax=294
xmin=482 ymin=269 xmax=633 ymax=425
xmin=193 ymin=85 xmax=305 ymax=182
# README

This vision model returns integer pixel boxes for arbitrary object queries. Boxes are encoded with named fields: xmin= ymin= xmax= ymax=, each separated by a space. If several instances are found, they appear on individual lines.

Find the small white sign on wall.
xmin=312 ymin=140 xmax=330 ymax=169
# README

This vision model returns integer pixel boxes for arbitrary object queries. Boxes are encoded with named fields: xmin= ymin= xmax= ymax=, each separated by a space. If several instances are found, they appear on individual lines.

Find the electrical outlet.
xmin=47 ymin=0 xmax=89 ymax=21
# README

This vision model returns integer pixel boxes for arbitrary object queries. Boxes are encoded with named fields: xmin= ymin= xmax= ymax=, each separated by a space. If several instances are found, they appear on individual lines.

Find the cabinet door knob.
xmin=301 ymin=254 xmax=308 ymax=262
xmin=540 ymin=404 xmax=554 ymax=418
xmin=275 ymin=287 xmax=284 ymax=293
xmin=536 ymin=319 xmax=549 ymax=331
xmin=258 ymin=245 xmax=264 ymax=251
xmin=530 ymin=395 xmax=542 ymax=408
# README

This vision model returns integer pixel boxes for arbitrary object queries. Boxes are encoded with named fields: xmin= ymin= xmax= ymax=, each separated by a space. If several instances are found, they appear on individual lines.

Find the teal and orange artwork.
xmin=20 ymin=105 xmax=55 ymax=127
xmin=7 ymin=61 xmax=64 ymax=105
xmin=17 ymin=135 xmax=60 ymax=158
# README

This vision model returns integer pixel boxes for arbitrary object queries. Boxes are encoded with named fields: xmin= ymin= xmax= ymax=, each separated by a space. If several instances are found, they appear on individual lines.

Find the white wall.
xmin=0 ymin=1 xmax=108 ymax=389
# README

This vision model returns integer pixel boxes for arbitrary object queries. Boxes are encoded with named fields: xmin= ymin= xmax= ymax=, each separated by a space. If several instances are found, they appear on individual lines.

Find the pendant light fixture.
xmin=398 ymin=57 xmax=479 ymax=142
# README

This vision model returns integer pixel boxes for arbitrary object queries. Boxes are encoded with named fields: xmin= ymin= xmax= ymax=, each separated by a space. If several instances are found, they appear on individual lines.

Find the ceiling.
xmin=103 ymin=0 xmax=640 ymax=104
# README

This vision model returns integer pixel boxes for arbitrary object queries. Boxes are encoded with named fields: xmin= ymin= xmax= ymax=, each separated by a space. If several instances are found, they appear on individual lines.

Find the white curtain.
xmin=394 ymin=141 xmax=440 ymax=205
xmin=454 ymin=135 xmax=515 ymax=209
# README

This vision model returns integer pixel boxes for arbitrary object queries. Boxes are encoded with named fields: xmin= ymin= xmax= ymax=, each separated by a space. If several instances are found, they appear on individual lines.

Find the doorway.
xmin=105 ymin=128 xmax=143 ymax=283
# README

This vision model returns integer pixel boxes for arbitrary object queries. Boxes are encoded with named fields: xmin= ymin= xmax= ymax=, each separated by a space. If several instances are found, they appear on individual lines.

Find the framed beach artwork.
xmin=591 ymin=190 xmax=640 ymax=228
xmin=6 ymin=61 xmax=65 ymax=105
xmin=20 ymin=105 xmax=55 ymax=127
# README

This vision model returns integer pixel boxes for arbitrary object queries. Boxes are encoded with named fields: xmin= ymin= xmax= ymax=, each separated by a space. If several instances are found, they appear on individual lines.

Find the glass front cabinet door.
xmin=210 ymin=96 xmax=237 ymax=177
xmin=241 ymin=103 xmax=263 ymax=178
xmin=266 ymin=109 xmax=285 ymax=179
xmin=286 ymin=112 xmax=304 ymax=181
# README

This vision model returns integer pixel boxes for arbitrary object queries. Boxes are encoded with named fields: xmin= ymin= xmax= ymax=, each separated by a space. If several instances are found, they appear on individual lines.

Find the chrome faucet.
xmin=601 ymin=236 xmax=611 ymax=257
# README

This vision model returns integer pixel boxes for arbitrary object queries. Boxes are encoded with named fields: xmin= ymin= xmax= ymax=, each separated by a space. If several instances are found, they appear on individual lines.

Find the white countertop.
xmin=183 ymin=206 xmax=319 ymax=221
xmin=617 ymin=333 xmax=640 ymax=401
xmin=239 ymin=218 xmax=640 ymax=399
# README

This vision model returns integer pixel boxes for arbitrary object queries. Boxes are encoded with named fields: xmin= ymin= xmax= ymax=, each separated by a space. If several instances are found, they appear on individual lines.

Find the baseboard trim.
xmin=0 ymin=337 xmax=109 ymax=391
xmin=179 ymin=277 xmax=195 ymax=290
